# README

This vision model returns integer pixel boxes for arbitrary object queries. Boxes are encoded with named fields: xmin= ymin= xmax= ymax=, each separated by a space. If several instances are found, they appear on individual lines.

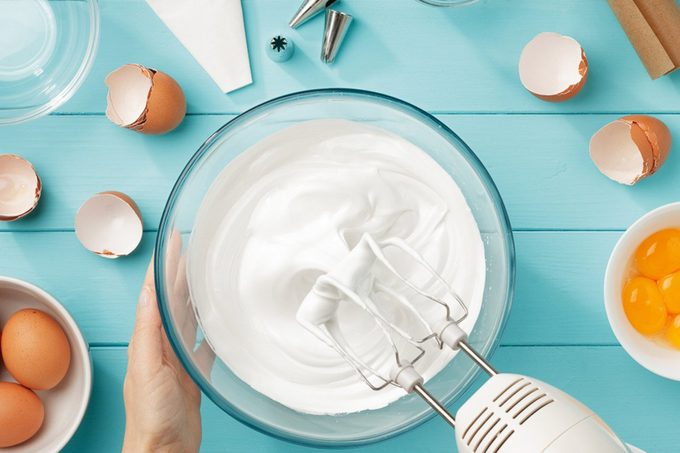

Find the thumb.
xmin=130 ymin=261 xmax=163 ymax=371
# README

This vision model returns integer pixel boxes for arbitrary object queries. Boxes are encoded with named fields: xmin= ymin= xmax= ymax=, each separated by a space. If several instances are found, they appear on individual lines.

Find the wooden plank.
xmin=0 ymin=232 xmax=152 ymax=345
xmin=1 ymin=114 xmax=678 ymax=231
xmin=0 ymin=115 xmax=230 ymax=232
xmin=62 ymin=346 xmax=680 ymax=453
xmin=449 ymin=114 xmax=680 ymax=230
xmin=0 ymin=231 xmax=621 ymax=345
xmin=5 ymin=1 xmax=675 ymax=451
xmin=508 ymin=231 xmax=618 ymax=345
xmin=56 ymin=0 xmax=680 ymax=114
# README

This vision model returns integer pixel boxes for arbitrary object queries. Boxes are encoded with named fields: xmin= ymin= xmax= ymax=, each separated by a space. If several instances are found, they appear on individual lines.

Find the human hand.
xmin=122 ymin=259 xmax=202 ymax=453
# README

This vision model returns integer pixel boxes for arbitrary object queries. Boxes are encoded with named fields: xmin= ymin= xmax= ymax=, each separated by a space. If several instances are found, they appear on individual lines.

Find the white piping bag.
xmin=145 ymin=0 xmax=252 ymax=93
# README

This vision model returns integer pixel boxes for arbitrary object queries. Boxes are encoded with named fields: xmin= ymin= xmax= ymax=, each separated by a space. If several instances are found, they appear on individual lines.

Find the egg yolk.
xmin=666 ymin=315 xmax=680 ymax=349
xmin=634 ymin=229 xmax=680 ymax=279
xmin=657 ymin=272 xmax=680 ymax=314
xmin=622 ymin=277 xmax=668 ymax=335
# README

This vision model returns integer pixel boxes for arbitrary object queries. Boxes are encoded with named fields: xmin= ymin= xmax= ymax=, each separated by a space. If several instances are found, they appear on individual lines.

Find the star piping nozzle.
xmin=321 ymin=9 xmax=353 ymax=64
xmin=289 ymin=0 xmax=338 ymax=29
xmin=267 ymin=34 xmax=295 ymax=62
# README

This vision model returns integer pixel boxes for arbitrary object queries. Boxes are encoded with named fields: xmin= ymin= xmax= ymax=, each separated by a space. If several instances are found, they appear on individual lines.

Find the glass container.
xmin=0 ymin=0 xmax=99 ymax=125
xmin=416 ymin=0 xmax=478 ymax=6
xmin=155 ymin=89 xmax=514 ymax=447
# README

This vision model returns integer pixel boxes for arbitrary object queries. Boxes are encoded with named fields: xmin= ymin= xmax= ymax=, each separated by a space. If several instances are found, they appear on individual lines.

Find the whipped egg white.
xmin=188 ymin=119 xmax=485 ymax=414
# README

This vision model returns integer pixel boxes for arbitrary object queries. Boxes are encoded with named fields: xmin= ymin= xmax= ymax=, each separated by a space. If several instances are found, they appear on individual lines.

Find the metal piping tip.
xmin=321 ymin=9 xmax=353 ymax=64
xmin=289 ymin=0 xmax=338 ymax=29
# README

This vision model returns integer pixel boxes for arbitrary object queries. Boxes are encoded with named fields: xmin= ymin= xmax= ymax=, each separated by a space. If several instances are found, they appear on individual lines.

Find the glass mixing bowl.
xmin=155 ymin=89 xmax=514 ymax=447
xmin=0 ymin=0 xmax=99 ymax=125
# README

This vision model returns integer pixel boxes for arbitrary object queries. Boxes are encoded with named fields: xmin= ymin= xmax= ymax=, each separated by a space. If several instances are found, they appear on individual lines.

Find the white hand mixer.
xmin=297 ymin=234 xmax=641 ymax=453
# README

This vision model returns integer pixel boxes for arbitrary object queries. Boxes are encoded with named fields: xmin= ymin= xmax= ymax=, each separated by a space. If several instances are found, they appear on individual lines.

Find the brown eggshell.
xmin=533 ymin=51 xmax=588 ymax=103
xmin=0 ymin=154 xmax=42 ymax=222
xmin=105 ymin=64 xmax=185 ymax=135
xmin=622 ymin=115 xmax=672 ymax=173
xmin=100 ymin=191 xmax=142 ymax=220
xmin=627 ymin=121 xmax=656 ymax=176
xmin=590 ymin=120 xmax=644 ymax=185
xmin=74 ymin=191 xmax=144 ymax=258
xmin=589 ymin=115 xmax=673 ymax=185
xmin=1 ymin=309 xmax=71 ymax=390
xmin=0 ymin=382 xmax=45 ymax=447
xmin=139 ymin=69 xmax=186 ymax=134
xmin=105 ymin=64 xmax=153 ymax=128
xmin=519 ymin=32 xmax=588 ymax=103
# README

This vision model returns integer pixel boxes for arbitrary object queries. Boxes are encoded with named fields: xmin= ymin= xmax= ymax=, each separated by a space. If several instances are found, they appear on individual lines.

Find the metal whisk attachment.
xmin=297 ymin=233 xmax=481 ymax=426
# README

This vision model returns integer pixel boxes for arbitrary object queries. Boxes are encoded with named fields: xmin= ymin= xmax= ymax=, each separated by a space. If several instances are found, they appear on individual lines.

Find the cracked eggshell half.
xmin=105 ymin=64 xmax=186 ymax=135
xmin=0 ymin=154 xmax=42 ymax=222
xmin=519 ymin=32 xmax=588 ymax=102
xmin=589 ymin=115 xmax=672 ymax=185
xmin=75 ymin=192 xmax=143 ymax=258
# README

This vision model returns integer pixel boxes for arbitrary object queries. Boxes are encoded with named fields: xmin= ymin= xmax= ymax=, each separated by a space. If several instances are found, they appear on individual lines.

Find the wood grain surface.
xmin=1 ymin=0 xmax=678 ymax=451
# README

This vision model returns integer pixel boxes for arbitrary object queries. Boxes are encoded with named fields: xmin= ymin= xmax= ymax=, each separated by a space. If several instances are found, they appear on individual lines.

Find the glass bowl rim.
xmin=155 ymin=88 xmax=515 ymax=448
xmin=415 ymin=0 xmax=479 ymax=7
xmin=0 ymin=0 xmax=100 ymax=126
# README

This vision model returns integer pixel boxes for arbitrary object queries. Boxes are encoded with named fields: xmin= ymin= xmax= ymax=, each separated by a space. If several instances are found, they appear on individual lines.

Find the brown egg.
xmin=0 ymin=382 xmax=45 ymax=447
xmin=1 ymin=309 xmax=71 ymax=390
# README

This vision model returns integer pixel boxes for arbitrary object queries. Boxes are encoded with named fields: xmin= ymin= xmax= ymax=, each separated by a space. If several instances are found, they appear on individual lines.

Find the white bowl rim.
xmin=0 ymin=275 xmax=93 ymax=451
xmin=604 ymin=201 xmax=680 ymax=381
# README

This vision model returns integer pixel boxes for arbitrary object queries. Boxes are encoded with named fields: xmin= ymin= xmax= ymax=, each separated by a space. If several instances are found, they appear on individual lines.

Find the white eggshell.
xmin=105 ymin=64 xmax=153 ymax=127
xmin=519 ymin=32 xmax=587 ymax=101
xmin=75 ymin=192 xmax=143 ymax=258
xmin=590 ymin=120 xmax=646 ymax=185
xmin=0 ymin=154 xmax=41 ymax=221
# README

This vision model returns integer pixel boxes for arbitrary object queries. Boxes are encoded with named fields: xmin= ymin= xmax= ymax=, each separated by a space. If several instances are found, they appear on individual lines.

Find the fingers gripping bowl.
xmin=155 ymin=89 xmax=514 ymax=446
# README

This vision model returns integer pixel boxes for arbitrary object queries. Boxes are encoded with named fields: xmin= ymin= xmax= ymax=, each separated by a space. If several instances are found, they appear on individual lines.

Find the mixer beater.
xmin=297 ymin=233 xmax=640 ymax=453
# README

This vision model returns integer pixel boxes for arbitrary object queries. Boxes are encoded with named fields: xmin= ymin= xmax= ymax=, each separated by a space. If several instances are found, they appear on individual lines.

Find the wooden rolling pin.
xmin=608 ymin=0 xmax=680 ymax=79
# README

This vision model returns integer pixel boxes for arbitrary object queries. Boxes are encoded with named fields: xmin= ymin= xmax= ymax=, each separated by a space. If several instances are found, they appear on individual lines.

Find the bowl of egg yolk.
xmin=605 ymin=202 xmax=680 ymax=380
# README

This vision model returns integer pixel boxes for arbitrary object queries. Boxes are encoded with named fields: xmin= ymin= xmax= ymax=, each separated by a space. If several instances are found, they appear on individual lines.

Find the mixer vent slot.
xmin=493 ymin=377 xmax=524 ymax=402
xmin=466 ymin=412 xmax=522 ymax=452
xmin=462 ymin=406 xmax=487 ymax=440
xmin=493 ymin=429 xmax=514 ymax=453
xmin=464 ymin=409 xmax=517 ymax=453
xmin=519 ymin=397 xmax=554 ymax=425
xmin=504 ymin=386 xmax=538 ymax=412
xmin=496 ymin=378 xmax=554 ymax=423
xmin=474 ymin=422 xmax=515 ymax=453
xmin=464 ymin=377 xmax=551 ymax=451
xmin=498 ymin=380 xmax=531 ymax=407
xmin=473 ymin=416 xmax=500 ymax=451
xmin=481 ymin=423 xmax=507 ymax=453
xmin=466 ymin=410 xmax=494 ymax=446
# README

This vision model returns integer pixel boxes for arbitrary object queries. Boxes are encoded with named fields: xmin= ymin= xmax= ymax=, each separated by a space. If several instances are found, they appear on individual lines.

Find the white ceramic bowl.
xmin=0 ymin=276 xmax=92 ymax=452
xmin=604 ymin=202 xmax=680 ymax=380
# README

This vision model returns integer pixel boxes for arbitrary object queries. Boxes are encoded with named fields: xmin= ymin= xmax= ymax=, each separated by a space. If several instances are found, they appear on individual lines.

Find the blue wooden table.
xmin=1 ymin=0 xmax=679 ymax=451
